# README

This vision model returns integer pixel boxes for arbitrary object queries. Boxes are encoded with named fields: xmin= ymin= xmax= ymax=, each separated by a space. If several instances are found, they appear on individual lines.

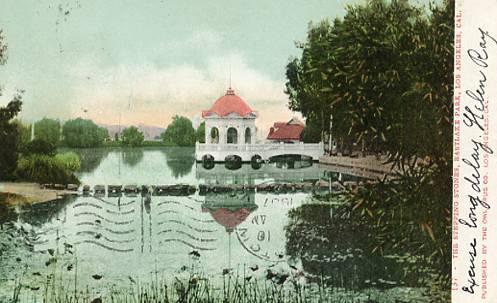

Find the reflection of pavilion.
xmin=201 ymin=190 xmax=258 ymax=232
xmin=196 ymin=163 xmax=322 ymax=185
xmin=201 ymin=190 xmax=258 ymax=269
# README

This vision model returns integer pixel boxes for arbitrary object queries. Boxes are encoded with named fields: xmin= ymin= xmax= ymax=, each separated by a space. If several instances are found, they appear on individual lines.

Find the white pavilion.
xmin=195 ymin=87 xmax=323 ymax=163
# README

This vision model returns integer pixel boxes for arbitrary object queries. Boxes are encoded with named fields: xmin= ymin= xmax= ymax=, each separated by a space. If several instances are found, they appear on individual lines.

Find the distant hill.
xmin=99 ymin=123 xmax=165 ymax=141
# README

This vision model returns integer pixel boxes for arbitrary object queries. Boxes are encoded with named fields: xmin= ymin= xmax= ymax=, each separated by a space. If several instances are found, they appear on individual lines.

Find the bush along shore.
xmin=15 ymin=152 xmax=81 ymax=185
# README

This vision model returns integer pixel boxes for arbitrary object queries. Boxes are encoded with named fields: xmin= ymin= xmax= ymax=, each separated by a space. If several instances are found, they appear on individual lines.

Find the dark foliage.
xmin=285 ymin=0 xmax=454 ymax=290
xmin=24 ymin=139 xmax=56 ymax=156
xmin=0 ymin=32 xmax=23 ymax=180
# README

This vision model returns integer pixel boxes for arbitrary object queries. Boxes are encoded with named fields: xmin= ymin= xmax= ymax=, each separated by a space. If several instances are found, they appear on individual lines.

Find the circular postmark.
xmin=235 ymin=195 xmax=296 ymax=263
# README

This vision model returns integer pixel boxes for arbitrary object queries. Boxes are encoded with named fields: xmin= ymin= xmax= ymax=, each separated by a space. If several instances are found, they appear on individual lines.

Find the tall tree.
xmin=62 ymin=118 xmax=108 ymax=148
xmin=120 ymin=126 xmax=145 ymax=147
xmin=300 ymin=118 xmax=321 ymax=143
xmin=285 ymin=0 xmax=454 ymax=289
xmin=0 ymin=95 xmax=23 ymax=180
xmin=0 ymin=30 xmax=23 ymax=180
xmin=161 ymin=116 xmax=196 ymax=146
xmin=34 ymin=118 xmax=61 ymax=146
xmin=285 ymin=21 xmax=334 ymax=144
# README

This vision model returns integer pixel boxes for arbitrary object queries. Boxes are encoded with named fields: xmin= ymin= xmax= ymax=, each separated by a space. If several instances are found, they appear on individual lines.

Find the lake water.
xmin=0 ymin=147 xmax=435 ymax=302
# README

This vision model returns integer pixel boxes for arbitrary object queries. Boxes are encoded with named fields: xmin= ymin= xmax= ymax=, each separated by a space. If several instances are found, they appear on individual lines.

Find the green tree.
xmin=120 ymin=126 xmax=145 ymax=147
xmin=0 ymin=31 xmax=23 ymax=180
xmin=285 ymin=22 xmax=333 ymax=144
xmin=13 ymin=120 xmax=31 ymax=152
xmin=34 ymin=118 xmax=61 ymax=146
xmin=62 ymin=118 xmax=108 ymax=148
xmin=285 ymin=0 xmax=453 ymax=289
xmin=287 ymin=0 xmax=453 ymax=165
xmin=196 ymin=121 xmax=205 ymax=143
xmin=161 ymin=116 xmax=195 ymax=146
xmin=300 ymin=119 xmax=321 ymax=143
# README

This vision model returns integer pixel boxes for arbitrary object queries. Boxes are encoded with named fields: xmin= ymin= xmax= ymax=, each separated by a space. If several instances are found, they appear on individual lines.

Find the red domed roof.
xmin=202 ymin=88 xmax=256 ymax=118
xmin=202 ymin=207 xmax=253 ymax=232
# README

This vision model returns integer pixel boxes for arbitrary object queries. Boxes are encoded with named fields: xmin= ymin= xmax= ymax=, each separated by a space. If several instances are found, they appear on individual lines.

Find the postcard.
xmin=0 ymin=0 xmax=492 ymax=302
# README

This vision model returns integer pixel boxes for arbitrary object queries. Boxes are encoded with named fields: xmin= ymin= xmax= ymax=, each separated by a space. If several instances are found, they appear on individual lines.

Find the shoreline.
xmin=0 ymin=182 xmax=73 ymax=205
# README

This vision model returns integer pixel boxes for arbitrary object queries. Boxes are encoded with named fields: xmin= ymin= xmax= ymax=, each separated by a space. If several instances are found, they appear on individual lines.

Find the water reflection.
xmin=0 ymin=188 xmax=310 ymax=297
xmin=196 ymin=163 xmax=323 ymax=185
xmin=269 ymin=154 xmax=313 ymax=169
xmin=161 ymin=147 xmax=195 ymax=178
xmin=0 ymin=199 xmax=17 ymax=228
xmin=69 ymin=147 xmax=376 ymax=187
xmin=121 ymin=148 xmax=144 ymax=167
xmin=69 ymin=148 xmax=110 ymax=173
xmin=20 ymin=197 xmax=76 ymax=227
xmin=0 ymin=148 xmax=434 ymax=302
xmin=285 ymin=203 xmax=429 ymax=289
xmin=75 ymin=147 xmax=197 ymax=185
xmin=201 ymin=189 xmax=258 ymax=232
xmin=201 ymin=189 xmax=258 ymax=269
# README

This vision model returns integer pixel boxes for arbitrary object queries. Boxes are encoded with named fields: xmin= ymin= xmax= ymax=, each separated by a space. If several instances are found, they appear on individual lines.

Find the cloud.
xmin=68 ymin=51 xmax=298 ymax=135
xmin=1 ymin=29 xmax=300 ymax=137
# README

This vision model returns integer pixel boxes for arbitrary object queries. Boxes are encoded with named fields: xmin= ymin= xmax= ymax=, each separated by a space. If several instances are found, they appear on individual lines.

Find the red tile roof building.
xmin=266 ymin=118 xmax=305 ymax=143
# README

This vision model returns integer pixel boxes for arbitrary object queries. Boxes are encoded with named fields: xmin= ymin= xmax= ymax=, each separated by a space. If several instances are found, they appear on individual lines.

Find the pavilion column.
xmin=238 ymin=126 xmax=244 ymax=145
xmin=220 ymin=127 xmax=226 ymax=144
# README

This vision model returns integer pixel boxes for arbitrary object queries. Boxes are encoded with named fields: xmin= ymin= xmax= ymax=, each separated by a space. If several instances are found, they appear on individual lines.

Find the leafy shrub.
xmin=54 ymin=152 xmax=81 ymax=172
xmin=15 ymin=153 xmax=80 ymax=184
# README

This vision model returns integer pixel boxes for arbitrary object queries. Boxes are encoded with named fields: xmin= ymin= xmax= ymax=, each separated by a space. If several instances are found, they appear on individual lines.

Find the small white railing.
xmin=196 ymin=143 xmax=323 ymax=153
xmin=195 ymin=142 xmax=324 ymax=161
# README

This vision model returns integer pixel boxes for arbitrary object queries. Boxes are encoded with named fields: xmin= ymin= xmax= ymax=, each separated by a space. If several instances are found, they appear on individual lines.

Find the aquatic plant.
xmin=6 ymin=265 xmax=431 ymax=303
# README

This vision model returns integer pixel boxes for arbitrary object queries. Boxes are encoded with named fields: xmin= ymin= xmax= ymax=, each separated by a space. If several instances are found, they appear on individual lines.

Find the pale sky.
xmin=0 ymin=0 xmax=431 ymax=133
